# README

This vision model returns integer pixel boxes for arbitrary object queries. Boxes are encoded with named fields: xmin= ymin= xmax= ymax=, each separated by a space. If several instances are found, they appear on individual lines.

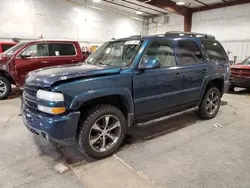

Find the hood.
xmin=25 ymin=63 xmax=121 ymax=87
xmin=231 ymin=64 xmax=250 ymax=70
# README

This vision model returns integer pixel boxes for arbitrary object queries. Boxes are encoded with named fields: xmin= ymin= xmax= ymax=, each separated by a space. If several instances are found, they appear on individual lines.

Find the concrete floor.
xmin=1 ymin=90 xmax=250 ymax=188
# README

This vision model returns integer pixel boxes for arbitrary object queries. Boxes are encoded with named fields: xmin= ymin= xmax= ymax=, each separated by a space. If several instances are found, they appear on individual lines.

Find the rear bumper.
xmin=230 ymin=76 xmax=250 ymax=88
xmin=21 ymin=105 xmax=80 ymax=146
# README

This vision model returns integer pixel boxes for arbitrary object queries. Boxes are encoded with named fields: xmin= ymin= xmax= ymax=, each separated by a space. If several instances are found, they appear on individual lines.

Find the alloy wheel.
xmin=0 ymin=80 xmax=7 ymax=97
xmin=89 ymin=115 xmax=121 ymax=152
xmin=206 ymin=91 xmax=219 ymax=115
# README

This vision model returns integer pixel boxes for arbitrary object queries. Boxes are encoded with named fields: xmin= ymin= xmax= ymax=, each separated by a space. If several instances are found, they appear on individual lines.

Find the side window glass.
xmin=144 ymin=40 xmax=176 ymax=68
xmin=201 ymin=40 xmax=228 ymax=61
xmin=2 ymin=44 xmax=15 ymax=52
xmin=50 ymin=43 xmax=76 ymax=56
xmin=22 ymin=44 xmax=49 ymax=57
xmin=177 ymin=40 xmax=203 ymax=65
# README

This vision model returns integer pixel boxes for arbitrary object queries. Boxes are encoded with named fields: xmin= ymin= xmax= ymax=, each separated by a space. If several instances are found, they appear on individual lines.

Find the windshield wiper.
xmin=98 ymin=62 xmax=108 ymax=66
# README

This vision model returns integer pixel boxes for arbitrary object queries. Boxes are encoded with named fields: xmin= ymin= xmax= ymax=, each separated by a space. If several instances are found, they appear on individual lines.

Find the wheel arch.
xmin=70 ymin=88 xmax=134 ymax=113
xmin=0 ymin=69 xmax=16 ymax=85
xmin=200 ymin=77 xmax=224 ymax=104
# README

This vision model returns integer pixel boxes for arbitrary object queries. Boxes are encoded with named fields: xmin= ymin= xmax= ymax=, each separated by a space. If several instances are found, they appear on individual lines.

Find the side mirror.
xmin=20 ymin=53 xmax=32 ymax=59
xmin=139 ymin=56 xmax=161 ymax=69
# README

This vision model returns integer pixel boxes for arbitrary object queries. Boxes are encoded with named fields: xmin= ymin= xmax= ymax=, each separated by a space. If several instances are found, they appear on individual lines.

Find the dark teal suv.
xmin=22 ymin=32 xmax=230 ymax=159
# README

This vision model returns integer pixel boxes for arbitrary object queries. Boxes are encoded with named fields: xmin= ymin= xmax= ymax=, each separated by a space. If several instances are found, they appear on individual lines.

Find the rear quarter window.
xmin=201 ymin=40 xmax=228 ymax=61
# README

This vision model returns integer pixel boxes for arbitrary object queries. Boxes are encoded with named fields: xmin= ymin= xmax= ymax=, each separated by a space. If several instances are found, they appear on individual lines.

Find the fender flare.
xmin=69 ymin=87 xmax=134 ymax=114
xmin=199 ymin=74 xmax=224 ymax=103
xmin=0 ymin=68 xmax=17 ymax=85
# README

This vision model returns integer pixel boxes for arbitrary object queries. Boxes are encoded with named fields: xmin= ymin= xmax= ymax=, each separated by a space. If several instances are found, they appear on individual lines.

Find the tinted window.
xmin=22 ymin=44 xmax=49 ymax=57
xmin=2 ymin=44 xmax=15 ymax=52
xmin=86 ymin=40 xmax=142 ymax=67
xmin=144 ymin=40 xmax=176 ymax=67
xmin=2 ymin=42 xmax=27 ymax=55
xmin=177 ymin=40 xmax=203 ymax=65
xmin=201 ymin=40 xmax=228 ymax=61
xmin=242 ymin=57 xmax=250 ymax=65
xmin=50 ymin=43 xmax=76 ymax=56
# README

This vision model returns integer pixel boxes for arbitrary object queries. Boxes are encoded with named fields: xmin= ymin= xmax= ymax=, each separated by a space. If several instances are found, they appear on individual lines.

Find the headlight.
xmin=36 ymin=90 xmax=65 ymax=114
xmin=36 ymin=90 xmax=64 ymax=101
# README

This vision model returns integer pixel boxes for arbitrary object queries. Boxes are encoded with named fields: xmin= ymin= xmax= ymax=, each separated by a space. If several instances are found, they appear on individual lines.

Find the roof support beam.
xmin=184 ymin=11 xmax=193 ymax=32
xmin=194 ymin=0 xmax=208 ymax=6
xmin=139 ymin=0 xmax=191 ymax=16
xmin=193 ymin=0 xmax=250 ymax=12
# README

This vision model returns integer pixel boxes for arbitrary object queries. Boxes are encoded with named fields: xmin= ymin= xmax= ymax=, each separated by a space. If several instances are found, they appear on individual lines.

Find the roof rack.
xmin=129 ymin=35 xmax=143 ymax=38
xmin=165 ymin=31 xmax=215 ymax=40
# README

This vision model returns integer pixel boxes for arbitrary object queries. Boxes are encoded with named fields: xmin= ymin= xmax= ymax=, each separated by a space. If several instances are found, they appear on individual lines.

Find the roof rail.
xmin=129 ymin=35 xmax=143 ymax=38
xmin=165 ymin=31 xmax=215 ymax=40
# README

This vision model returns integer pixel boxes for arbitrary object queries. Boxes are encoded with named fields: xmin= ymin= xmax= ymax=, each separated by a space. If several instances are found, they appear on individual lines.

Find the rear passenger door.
xmin=48 ymin=43 xmax=79 ymax=66
xmin=176 ymin=39 xmax=208 ymax=104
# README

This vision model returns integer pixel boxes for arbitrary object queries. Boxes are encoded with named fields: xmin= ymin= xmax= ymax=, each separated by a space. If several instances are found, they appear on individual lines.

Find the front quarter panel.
xmin=52 ymin=71 xmax=134 ymax=113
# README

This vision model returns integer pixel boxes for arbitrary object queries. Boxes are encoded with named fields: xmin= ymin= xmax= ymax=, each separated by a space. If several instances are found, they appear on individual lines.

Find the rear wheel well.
xmin=206 ymin=79 xmax=224 ymax=95
xmin=0 ymin=70 xmax=15 ymax=85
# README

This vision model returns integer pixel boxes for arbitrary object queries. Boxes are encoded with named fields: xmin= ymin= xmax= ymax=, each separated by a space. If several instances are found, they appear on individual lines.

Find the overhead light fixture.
xmin=87 ymin=5 xmax=105 ymax=11
xmin=176 ymin=1 xmax=185 ymax=5
xmin=131 ymin=16 xmax=144 ymax=21
xmin=136 ymin=11 xmax=143 ymax=15
xmin=93 ymin=0 xmax=101 ymax=3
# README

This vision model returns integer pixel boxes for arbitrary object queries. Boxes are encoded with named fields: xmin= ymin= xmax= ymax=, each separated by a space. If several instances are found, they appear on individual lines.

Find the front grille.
xmin=23 ymin=85 xmax=39 ymax=110
xmin=25 ymin=99 xmax=37 ymax=109
xmin=231 ymin=68 xmax=250 ymax=76
xmin=24 ymin=86 xmax=38 ymax=97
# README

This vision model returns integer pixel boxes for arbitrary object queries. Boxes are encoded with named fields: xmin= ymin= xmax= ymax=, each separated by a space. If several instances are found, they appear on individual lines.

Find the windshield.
xmin=2 ymin=42 xmax=27 ymax=55
xmin=85 ymin=40 xmax=143 ymax=67
xmin=242 ymin=57 xmax=250 ymax=65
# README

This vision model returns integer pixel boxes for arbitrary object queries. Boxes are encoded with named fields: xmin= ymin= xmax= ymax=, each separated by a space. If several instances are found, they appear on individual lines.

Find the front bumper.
xmin=21 ymin=105 xmax=80 ymax=146
xmin=223 ymin=80 xmax=230 ymax=94
xmin=230 ymin=76 xmax=250 ymax=88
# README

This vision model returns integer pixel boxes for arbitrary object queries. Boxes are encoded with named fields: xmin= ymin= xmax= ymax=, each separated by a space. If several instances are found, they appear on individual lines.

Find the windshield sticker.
xmin=55 ymin=51 xmax=60 ymax=56
xmin=125 ymin=40 xmax=140 ymax=45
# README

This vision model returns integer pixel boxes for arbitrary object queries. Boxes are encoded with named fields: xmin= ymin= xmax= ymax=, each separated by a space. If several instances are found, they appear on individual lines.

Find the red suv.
xmin=0 ymin=40 xmax=84 ymax=99
xmin=0 ymin=42 xmax=17 ymax=53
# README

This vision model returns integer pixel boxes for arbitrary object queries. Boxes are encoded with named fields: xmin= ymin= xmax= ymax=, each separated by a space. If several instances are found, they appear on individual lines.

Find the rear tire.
xmin=77 ymin=104 xmax=127 ymax=159
xmin=198 ymin=87 xmax=221 ymax=119
xmin=229 ymin=85 xmax=235 ymax=92
xmin=0 ymin=76 xmax=11 ymax=100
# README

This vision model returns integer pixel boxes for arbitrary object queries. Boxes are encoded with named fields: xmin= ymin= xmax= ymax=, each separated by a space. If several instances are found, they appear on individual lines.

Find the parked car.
xmin=0 ymin=42 xmax=17 ymax=53
xmin=22 ymin=32 xmax=230 ymax=159
xmin=230 ymin=56 xmax=250 ymax=90
xmin=0 ymin=40 xmax=84 ymax=99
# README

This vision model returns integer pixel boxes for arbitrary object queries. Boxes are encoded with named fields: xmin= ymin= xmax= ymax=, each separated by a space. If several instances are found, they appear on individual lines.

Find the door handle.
xmin=42 ymin=61 xmax=49 ymax=64
xmin=174 ymin=72 xmax=181 ymax=79
xmin=202 ymin=69 xmax=207 ymax=73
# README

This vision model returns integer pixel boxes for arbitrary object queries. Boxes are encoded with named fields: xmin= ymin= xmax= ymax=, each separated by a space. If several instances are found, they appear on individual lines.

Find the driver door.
xmin=15 ymin=43 xmax=50 ymax=85
xmin=133 ymin=39 xmax=183 ymax=117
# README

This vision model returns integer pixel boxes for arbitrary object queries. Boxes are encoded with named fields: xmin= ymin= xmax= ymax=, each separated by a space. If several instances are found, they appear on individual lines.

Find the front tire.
xmin=0 ymin=76 xmax=11 ymax=100
xmin=77 ymin=104 xmax=127 ymax=159
xmin=198 ymin=87 xmax=221 ymax=119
